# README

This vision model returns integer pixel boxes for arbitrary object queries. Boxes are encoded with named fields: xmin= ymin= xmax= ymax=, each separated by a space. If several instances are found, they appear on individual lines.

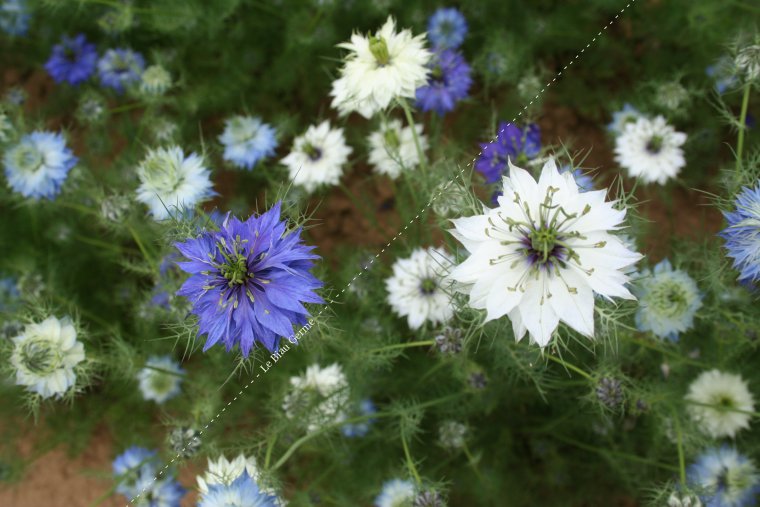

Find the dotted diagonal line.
xmin=128 ymin=2 xmax=635 ymax=503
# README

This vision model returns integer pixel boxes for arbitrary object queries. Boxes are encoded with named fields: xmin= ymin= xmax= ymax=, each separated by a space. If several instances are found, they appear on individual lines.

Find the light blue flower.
xmin=560 ymin=165 xmax=594 ymax=192
xmin=633 ymin=259 xmax=702 ymax=341
xmin=375 ymin=479 xmax=416 ymax=507
xmin=720 ymin=182 xmax=760 ymax=286
xmin=3 ymin=131 xmax=77 ymax=200
xmin=112 ymin=446 xmax=185 ymax=506
xmin=136 ymin=356 xmax=185 ymax=404
xmin=706 ymin=56 xmax=739 ymax=95
xmin=0 ymin=0 xmax=30 ymax=36
xmin=98 ymin=48 xmax=145 ymax=93
xmin=427 ymin=8 xmax=467 ymax=50
xmin=688 ymin=446 xmax=760 ymax=507
xmin=198 ymin=471 xmax=278 ymax=507
xmin=219 ymin=115 xmax=278 ymax=170
xmin=342 ymin=399 xmax=376 ymax=437
xmin=607 ymin=103 xmax=641 ymax=135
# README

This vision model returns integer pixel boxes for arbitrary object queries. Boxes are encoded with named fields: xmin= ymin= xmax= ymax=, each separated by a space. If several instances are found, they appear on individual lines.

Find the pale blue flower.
xmin=3 ymin=131 xmax=77 ymax=200
xmin=219 ymin=115 xmax=278 ymax=170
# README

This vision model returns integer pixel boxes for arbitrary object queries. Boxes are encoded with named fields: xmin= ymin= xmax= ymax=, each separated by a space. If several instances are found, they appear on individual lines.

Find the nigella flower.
xmin=175 ymin=202 xmax=324 ymax=356
xmin=720 ymin=183 xmax=760 ymax=286
xmin=342 ymin=399 xmax=377 ymax=437
xmin=44 ymin=34 xmax=98 ymax=85
xmin=0 ymin=0 xmax=29 ymax=36
xmin=614 ymin=116 xmax=687 ymax=185
xmin=735 ymin=41 xmax=760 ymax=82
xmin=474 ymin=122 xmax=540 ymax=183
xmin=281 ymin=120 xmax=352 ymax=193
xmin=219 ymin=115 xmax=278 ymax=170
xmin=438 ymin=420 xmax=467 ymax=450
xmin=375 ymin=479 xmax=416 ymax=507
xmin=139 ymin=64 xmax=172 ymax=96
xmin=633 ymin=259 xmax=702 ymax=341
xmin=427 ymin=7 xmax=467 ymax=50
xmin=199 ymin=472 xmax=278 ymax=507
xmin=3 ymin=131 xmax=77 ymax=200
xmin=595 ymin=377 xmax=624 ymax=408
xmin=561 ymin=165 xmax=594 ymax=192
xmin=706 ymin=56 xmax=739 ymax=94
xmin=113 ymin=446 xmax=185 ymax=506
xmin=688 ymin=446 xmax=760 ymax=507
xmin=450 ymin=159 xmax=642 ymax=347
xmin=686 ymin=370 xmax=755 ymax=439
xmin=415 ymin=49 xmax=472 ymax=116
xmin=136 ymin=355 xmax=184 ymax=404
xmin=607 ymin=103 xmax=641 ymax=135
xmin=283 ymin=363 xmax=349 ymax=433
xmin=197 ymin=454 xmax=260 ymax=494
xmin=367 ymin=118 xmax=427 ymax=178
xmin=97 ymin=48 xmax=145 ymax=92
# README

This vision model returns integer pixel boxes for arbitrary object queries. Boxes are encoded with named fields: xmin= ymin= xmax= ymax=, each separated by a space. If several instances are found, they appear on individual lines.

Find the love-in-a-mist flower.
xmin=281 ymin=120 xmax=352 ymax=192
xmin=136 ymin=355 xmax=184 ymax=404
xmin=113 ymin=446 xmax=185 ymax=506
xmin=561 ymin=165 xmax=594 ymax=193
xmin=415 ymin=49 xmax=472 ymax=116
xmin=199 ymin=472 xmax=278 ymax=507
xmin=330 ymin=16 xmax=431 ymax=118
xmin=45 ymin=34 xmax=98 ymax=85
xmin=706 ymin=56 xmax=739 ymax=94
xmin=735 ymin=41 xmax=760 ymax=82
xmin=10 ymin=316 xmax=85 ymax=399
xmin=450 ymin=159 xmax=642 ymax=347
xmin=607 ymin=103 xmax=642 ymax=135
xmin=721 ymin=183 xmax=760 ymax=286
xmin=3 ymin=131 xmax=77 ymax=200
xmin=474 ymin=123 xmax=540 ymax=183
xmin=283 ymin=363 xmax=349 ymax=433
xmin=139 ymin=64 xmax=171 ymax=96
xmin=367 ymin=118 xmax=427 ymax=179
xmin=427 ymin=7 xmax=467 ymax=50
xmin=0 ymin=0 xmax=29 ymax=36
xmin=688 ymin=446 xmax=760 ymax=507
xmin=632 ymin=259 xmax=702 ymax=341
xmin=97 ymin=48 xmax=145 ymax=92
xmin=686 ymin=370 xmax=755 ymax=439
xmin=342 ymin=399 xmax=377 ymax=437
xmin=665 ymin=491 xmax=701 ymax=507
xmin=197 ymin=454 xmax=261 ymax=495
xmin=375 ymin=479 xmax=416 ymax=507
xmin=614 ymin=116 xmax=687 ymax=185
xmin=135 ymin=145 xmax=214 ymax=220
xmin=385 ymin=247 xmax=455 ymax=330
xmin=175 ymin=202 xmax=323 ymax=356
xmin=219 ymin=115 xmax=278 ymax=170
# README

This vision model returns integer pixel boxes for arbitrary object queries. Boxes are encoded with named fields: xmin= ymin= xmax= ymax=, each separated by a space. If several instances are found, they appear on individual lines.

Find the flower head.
xmin=434 ymin=326 xmax=463 ymax=355
xmin=175 ymin=202 xmax=323 ymax=356
xmin=219 ymin=115 xmax=278 ymax=170
xmin=686 ymin=370 xmax=755 ymax=439
xmin=427 ymin=8 xmax=467 ymax=50
xmin=607 ymin=103 xmax=642 ymax=135
xmin=688 ymin=446 xmax=759 ymax=507
xmin=375 ymin=479 xmax=416 ymax=507
xmin=113 ymin=446 xmax=185 ymax=506
xmin=98 ymin=48 xmax=145 ymax=92
xmin=198 ymin=454 xmax=261 ymax=495
xmin=735 ymin=42 xmax=760 ymax=82
xmin=0 ymin=0 xmax=29 ymax=36
xmin=45 ymin=34 xmax=98 ymax=85
xmin=135 ymin=145 xmax=214 ymax=220
xmin=438 ymin=420 xmax=467 ymax=450
xmin=368 ymin=119 xmax=427 ymax=179
xmin=633 ymin=259 xmax=702 ymax=341
xmin=330 ymin=16 xmax=431 ymax=118
xmin=720 ymin=183 xmax=760 ymax=286
xmin=561 ymin=165 xmax=595 ymax=193
xmin=281 ymin=120 xmax=352 ymax=192
xmin=140 ymin=64 xmax=172 ymax=96
xmin=342 ymin=398 xmax=377 ymax=437
xmin=136 ymin=355 xmax=184 ymax=404
xmin=596 ymin=377 xmax=624 ymax=408
xmin=614 ymin=115 xmax=687 ymax=185
xmin=283 ymin=363 xmax=349 ymax=432
xmin=385 ymin=247 xmax=455 ymax=330
xmin=415 ymin=49 xmax=472 ymax=116
xmin=706 ymin=56 xmax=739 ymax=94
xmin=10 ymin=316 xmax=85 ymax=399
xmin=474 ymin=123 xmax=540 ymax=183
xmin=199 ymin=472 xmax=278 ymax=507
xmin=4 ymin=131 xmax=77 ymax=200
xmin=450 ymin=159 xmax=642 ymax=347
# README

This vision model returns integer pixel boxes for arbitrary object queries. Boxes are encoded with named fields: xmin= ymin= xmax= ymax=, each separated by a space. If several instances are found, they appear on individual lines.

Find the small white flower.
xmin=135 ymin=145 xmax=214 ymax=219
xmin=385 ymin=247 xmax=455 ymax=330
xmin=140 ymin=65 xmax=172 ymax=95
xmin=438 ymin=420 xmax=467 ymax=450
xmin=367 ymin=119 xmax=427 ymax=179
xmin=375 ymin=479 xmax=416 ymax=507
xmin=449 ymin=159 xmax=642 ymax=347
xmin=667 ymin=491 xmax=702 ymax=507
xmin=281 ymin=120 xmax=352 ymax=193
xmin=330 ymin=16 xmax=431 ymax=118
xmin=197 ymin=454 xmax=260 ymax=494
xmin=614 ymin=116 xmax=687 ymax=185
xmin=136 ymin=355 xmax=184 ymax=404
xmin=735 ymin=43 xmax=760 ymax=81
xmin=283 ymin=363 xmax=349 ymax=432
xmin=11 ymin=316 xmax=85 ymax=399
xmin=686 ymin=369 xmax=754 ymax=438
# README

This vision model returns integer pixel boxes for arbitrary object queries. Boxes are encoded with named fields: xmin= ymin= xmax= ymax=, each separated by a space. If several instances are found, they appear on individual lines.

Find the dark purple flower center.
xmin=303 ymin=143 xmax=322 ymax=161
xmin=523 ymin=226 xmax=566 ymax=268
xmin=419 ymin=277 xmax=437 ymax=295
xmin=646 ymin=135 xmax=663 ymax=154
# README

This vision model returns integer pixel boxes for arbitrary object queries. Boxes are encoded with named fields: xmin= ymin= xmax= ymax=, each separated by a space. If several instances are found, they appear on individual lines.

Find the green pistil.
xmin=369 ymin=35 xmax=391 ymax=66
xmin=14 ymin=144 xmax=44 ymax=174
xmin=149 ymin=372 xmax=174 ymax=394
xmin=420 ymin=277 xmax=437 ymax=295
xmin=217 ymin=237 xmax=250 ymax=288
xmin=529 ymin=227 xmax=559 ymax=265
xmin=431 ymin=65 xmax=444 ymax=80
xmin=21 ymin=341 xmax=59 ymax=375
xmin=646 ymin=135 xmax=664 ymax=154
xmin=302 ymin=142 xmax=322 ymax=161
xmin=383 ymin=128 xmax=400 ymax=149
xmin=650 ymin=281 xmax=689 ymax=317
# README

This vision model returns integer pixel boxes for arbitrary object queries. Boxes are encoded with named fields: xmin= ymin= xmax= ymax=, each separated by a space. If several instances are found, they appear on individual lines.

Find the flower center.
xmin=13 ymin=143 xmax=44 ymax=174
xmin=383 ymin=128 xmax=400 ymax=149
xmin=526 ymin=226 xmax=565 ymax=268
xmin=149 ymin=371 xmax=175 ymax=395
xmin=431 ymin=64 xmax=444 ymax=80
xmin=218 ymin=240 xmax=250 ymax=287
xmin=419 ymin=277 xmax=438 ymax=295
xmin=63 ymin=45 xmax=78 ymax=62
xmin=645 ymin=135 xmax=664 ymax=154
xmin=20 ymin=340 xmax=60 ymax=375
xmin=438 ymin=21 xmax=454 ymax=37
xmin=369 ymin=35 xmax=391 ymax=67
xmin=649 ymin=280 xmax=689 ymax=317
xmin=302 ymin=142 xmax=322 ymax=161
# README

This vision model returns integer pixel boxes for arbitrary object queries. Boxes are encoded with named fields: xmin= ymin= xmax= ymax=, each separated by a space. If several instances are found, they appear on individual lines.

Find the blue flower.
xmin=98 ymin=48 xmax=145 ymax=92
xmin=560 ymin=165 xmax=595 ymax=192
xmin=607 ymin=103 xmax=641 ymax=135
xmin=415 ymin=49 xmax=472 ymax=116
xmin=721 ymin=182 xmax=760 ymax=286
xmin=113 ymin=446 xmax=185 ymax=506
xmin=175 ymin=202 xmax=324 ymax=357
xmin=474 ymin=123 xmax=540 ymax=183
xmin=0 ymin=0 xmax=29 ymax=36
xmin=632 ymin=259 xmax=702 ymax=341
xmin=3 ymin=131 xmax=77 ymax=200
xmin=219 ymin=115 xmax=278 ymax=170
xmin=688 ymin=446 xmax=760 ymax=507
xmin=342 ymin=399 xmax=377 ymax=437
xmin=45 ymin=34 xmax=98 ymax=85
xmin=375 ymin=479 xmax=416 ymax=507
xmin=427 ymin=8 xmax=467 ymax=50
xmin=199 ymin=471 xmax=278 ymax=507
xmin=706 ymin=56 xmax=739 ymax=95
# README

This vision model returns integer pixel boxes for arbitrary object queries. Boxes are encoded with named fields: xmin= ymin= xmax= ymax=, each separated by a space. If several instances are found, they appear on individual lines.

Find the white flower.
xmin=330 ymin=16 xmax=431 ymax=118
xmin=385 ymin=247 xmax=455 ymax=330
xmin=667 ymin=491 xmax=702 ymax=507
xmin=438 ymin=420 xmax=467 ymax=450
xmin=197 ymin=454 xmax=260 ymax=494
xmin=283 ymin=363 xmax=349 ymax=432
xmin=614 ymin=116 xmax=687 ymax=185
xmin=367 ymin=119 xmax=427 ymax=179
xmin=449 ymin=159 xmax=642 ymax=347
xmin=11 ymin=316 xmax=85 ymax=399
xmin=135 ymin=145 xmax=214 ymax=219
xmin=374 ymin=479 xmax=416 ymax=507
xmin=686 ymin=369 xmax=755 ymax=438
xmin=281 ymin=121 xmax=352 ymax=193
xmin=136 ymin=355 xmax=184 ymax=404
xmin=140 ymin=64 xmax=171 ymax=95
xmin=735 ymin=43 xmax=760 ymax=81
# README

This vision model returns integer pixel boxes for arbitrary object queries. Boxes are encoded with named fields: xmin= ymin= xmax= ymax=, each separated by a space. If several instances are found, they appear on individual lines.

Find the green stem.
xmin=552 ymin=434 xmax=679 ymax=472
xmin=673 ymin=409 xmax=686 ymax=485
xmin=623 ymin=334 xmax=705 ymax=367
xmin=462 ymin=442 xmax=483 ymax=480
xmin=109 ymin=102 xmax=144 ymax=114
xmin=368 ymin=340 xmax=435 ymax=353
xmin=545 ymin=354 xmax=593 ymax=380
xmin=401 ymin=427 xmax=422 ymax=486
xmin=736 ymin=81 xmax=751 ymax=184
xmin=398 ymin=99 xmax=427 ymax=176
xmin=264 ymin=432 xmax=278 ymax=469
xmin=127 ymin=224 xmax=155 ymax=266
